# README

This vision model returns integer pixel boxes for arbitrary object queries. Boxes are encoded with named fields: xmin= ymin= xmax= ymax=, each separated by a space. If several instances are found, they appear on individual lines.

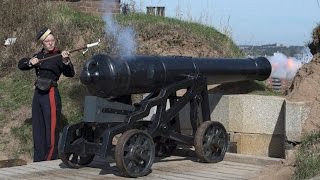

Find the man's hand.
xmin=61 ymin=50 xmax=71 ymax=65
xmin=29 ymin=57 xmax=39 ymax=66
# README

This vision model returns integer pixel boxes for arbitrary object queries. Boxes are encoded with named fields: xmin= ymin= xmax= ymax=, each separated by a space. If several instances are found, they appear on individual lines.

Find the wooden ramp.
xmin=0 ymin=153 xmax=281 ymax=180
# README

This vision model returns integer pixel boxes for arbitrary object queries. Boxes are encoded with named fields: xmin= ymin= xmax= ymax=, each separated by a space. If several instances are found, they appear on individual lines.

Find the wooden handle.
xmin=38 ymin=46 xmax=87 ymax=62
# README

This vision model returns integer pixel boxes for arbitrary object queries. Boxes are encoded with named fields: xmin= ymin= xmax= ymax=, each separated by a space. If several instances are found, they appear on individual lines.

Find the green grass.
xmin=250 ymin=80 xmax=283 ymax=96
xmin=293 ymin=132 xmax=320 ymax=179
xmin=115 ymin=13 xmax=244 ymax=57
xmin=58 ymin=80 xmax=87 ymax=124
xmin=54 ymin=5 xmax=103 ymax=30
xmin=0 ymin=73 xmax=34 ymax=110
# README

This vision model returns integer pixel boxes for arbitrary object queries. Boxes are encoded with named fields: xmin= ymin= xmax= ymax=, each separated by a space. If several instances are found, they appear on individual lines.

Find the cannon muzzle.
xmin=80 ymin=54 xmax=271 ymax=97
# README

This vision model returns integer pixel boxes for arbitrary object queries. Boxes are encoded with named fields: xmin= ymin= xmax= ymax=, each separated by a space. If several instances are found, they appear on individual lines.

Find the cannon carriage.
xmin=58 ymin=54 xmax=271 ymax=177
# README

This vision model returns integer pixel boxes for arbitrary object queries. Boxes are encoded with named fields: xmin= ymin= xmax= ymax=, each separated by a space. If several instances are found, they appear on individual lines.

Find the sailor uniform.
xmin=18 ymin=48 xmax=75 ymax=162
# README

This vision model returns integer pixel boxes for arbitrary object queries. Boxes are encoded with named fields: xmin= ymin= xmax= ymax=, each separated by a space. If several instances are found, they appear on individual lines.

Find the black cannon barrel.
xmin=80 ymin=54 xmax=271 ymax=97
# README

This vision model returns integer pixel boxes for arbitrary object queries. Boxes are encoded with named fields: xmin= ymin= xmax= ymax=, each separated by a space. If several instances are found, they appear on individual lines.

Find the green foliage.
xmin=293 ymin=132 xmax=320 ymax=179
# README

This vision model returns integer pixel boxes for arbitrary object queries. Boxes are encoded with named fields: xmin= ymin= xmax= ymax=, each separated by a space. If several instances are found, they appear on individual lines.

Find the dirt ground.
xmin=252 ymin=154 xmax=296 ymax=180
xmin=286 ymin=25 xmax=320 ymax=134
xmin=253 ymin=165 xmax=295 ymax=180
xmin=286 ymin=53 xmax=320 ymax=133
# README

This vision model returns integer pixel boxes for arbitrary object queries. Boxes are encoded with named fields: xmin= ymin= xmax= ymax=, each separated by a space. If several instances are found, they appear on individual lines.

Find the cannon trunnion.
xmin=59 ymin=54 xmax=271 ymax=177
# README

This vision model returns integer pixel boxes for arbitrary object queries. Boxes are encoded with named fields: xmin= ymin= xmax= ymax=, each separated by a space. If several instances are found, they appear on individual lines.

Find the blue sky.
xmin=123 ymin=0 xmax=320 ymax=46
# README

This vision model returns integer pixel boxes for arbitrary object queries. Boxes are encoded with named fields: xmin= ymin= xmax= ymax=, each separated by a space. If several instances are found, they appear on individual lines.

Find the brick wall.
xmin=54 ymin=0 xmax=121 ymax=16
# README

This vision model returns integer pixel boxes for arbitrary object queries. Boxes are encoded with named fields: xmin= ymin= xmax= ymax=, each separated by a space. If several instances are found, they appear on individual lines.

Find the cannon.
xmin=58 ymin=54 xmax=271 ymax=177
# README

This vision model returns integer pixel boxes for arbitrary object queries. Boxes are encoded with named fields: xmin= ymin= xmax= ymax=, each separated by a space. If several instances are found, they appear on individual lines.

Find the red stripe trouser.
xmin=32 ymin=86 xmax=61 ymax=162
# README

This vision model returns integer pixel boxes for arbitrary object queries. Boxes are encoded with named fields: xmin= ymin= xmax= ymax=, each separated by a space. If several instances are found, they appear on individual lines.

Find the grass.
xmin=54 ymin=5 xmax=103 ymax=30
xmin=115 ymin=13 xmax=243 ymax=57
xmin=58 ymin=80 xmax=88 ymax=124
xmin=208 ymin=80 xmax=282 ymax=96
xmin=250 ymin=80 xmax=283 ymax=96
xmin=0 ymin=72 xmax=34 ymax=110
xmin=293 ymin=132 xmax=320 ymax=179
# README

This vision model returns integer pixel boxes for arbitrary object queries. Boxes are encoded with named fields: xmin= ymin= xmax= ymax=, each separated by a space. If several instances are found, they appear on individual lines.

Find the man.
xmin=18 ymin=27 xmax=75 ymax=162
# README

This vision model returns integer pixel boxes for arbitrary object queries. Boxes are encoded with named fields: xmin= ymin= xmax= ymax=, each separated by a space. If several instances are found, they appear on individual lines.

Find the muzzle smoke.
xmin=267 ymin=48 xmax=312 ymax=80
xmin=103 ymin=0 xmax=137 ymax=57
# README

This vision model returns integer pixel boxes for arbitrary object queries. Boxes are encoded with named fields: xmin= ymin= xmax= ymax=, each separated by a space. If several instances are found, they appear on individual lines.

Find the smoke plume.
xmin=103 ymin=0 xmax=137 ymax=57
xmin=267 ymin=49 xmax=312 ymax=80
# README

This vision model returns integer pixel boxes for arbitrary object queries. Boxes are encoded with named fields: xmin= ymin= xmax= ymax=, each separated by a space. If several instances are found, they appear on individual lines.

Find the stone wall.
xmin=178 ymin=94 xmax=310 ymax=159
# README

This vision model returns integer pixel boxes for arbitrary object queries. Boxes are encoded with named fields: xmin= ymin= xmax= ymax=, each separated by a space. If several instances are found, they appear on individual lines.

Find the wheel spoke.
xmin=204 ymin=134 xmax=211 ymax=144
xmin=206 ymin=127 xmax=213 ymax=136
xmin=203 ymin=142 xmax=210 ymax=149
xmin=216 ymin=128 xmax=223 ymax=137
xmin=137 ymin=135 xmax=148 ymax=146
xmin=124 ymin=151 xmax=134 ymax=160
xmin=129 ymin=135 xmax=137 ymax=145
xmin=136 ymin=135 xmax=143 ymax=145
xmin=141 ymin=139 xmax=151 ymax=149
xmin=204 ymin=148 xmax=212 ymax=157
xmin=140 ymin=151 xmax=151 ymax=161
xmin=211 ymin=135 xmax=220 ymax=144
xmin=218 ymin=139 xmax=226 ymax=150
xmin=127 ymin=160 xmax=135 ymax=170
xmin=123 ymin=144 xmax=131 ymax=152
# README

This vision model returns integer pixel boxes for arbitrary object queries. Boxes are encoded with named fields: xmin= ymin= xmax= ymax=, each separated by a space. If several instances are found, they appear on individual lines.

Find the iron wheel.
xmin=60 ymin=152 xmax=95 ymax=168
xmin=194 ymin=121 xmax=228 ymax=163
xmin=115 ymin=129 xmax=155 ymax=177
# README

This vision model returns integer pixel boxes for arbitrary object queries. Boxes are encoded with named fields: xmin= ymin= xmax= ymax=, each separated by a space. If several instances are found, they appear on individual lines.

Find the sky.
xmin=123 ymin=0 xmax=320 ymax=46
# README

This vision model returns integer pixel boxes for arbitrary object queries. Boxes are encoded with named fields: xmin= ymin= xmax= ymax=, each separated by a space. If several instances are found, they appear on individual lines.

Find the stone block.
xmin=231 ymin=133 xmax=285 ymax=158
xmin=209 ymin=94 xmax=286 ymax=135
xmin=231 ymin=95 xmax=285 ymax=135
xmin=285 ymin=100 xmax=311 ymax=142
xmin=208 ymin=94 xmax=230 ymax=130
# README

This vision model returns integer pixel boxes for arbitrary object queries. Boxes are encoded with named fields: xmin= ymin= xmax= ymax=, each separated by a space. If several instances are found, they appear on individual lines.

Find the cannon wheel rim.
xmin=194 ymin=121 xmax=228 ymax=163
xmin=60 ymin=152 xmax=95 ymax=169
xmin=115 ymin=129 xmax=155 ymax=177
